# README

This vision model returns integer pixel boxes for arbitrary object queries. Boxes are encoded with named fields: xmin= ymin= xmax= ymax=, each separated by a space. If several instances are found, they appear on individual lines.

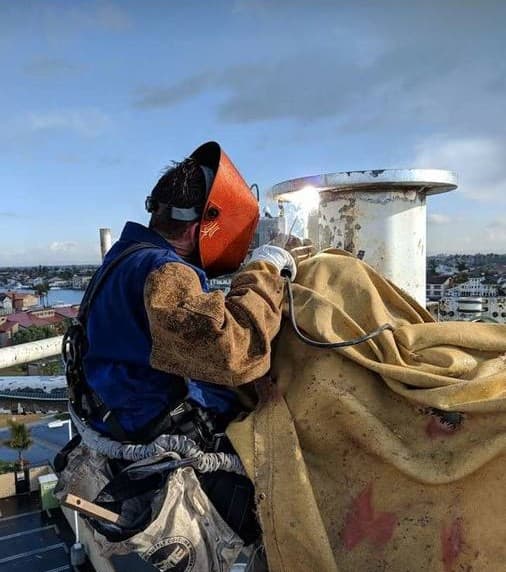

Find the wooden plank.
xmin=61 ymin=494 xmax=121 ymax=525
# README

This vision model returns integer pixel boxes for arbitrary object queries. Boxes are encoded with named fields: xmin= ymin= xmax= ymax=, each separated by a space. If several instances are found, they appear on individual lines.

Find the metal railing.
xmin=0 ymin=336 xmax=62 ymax=370
xmin=0 ymin=389 xmax=67 ymax=401
xmin=0 ymin=338 xmax=66 ymax=406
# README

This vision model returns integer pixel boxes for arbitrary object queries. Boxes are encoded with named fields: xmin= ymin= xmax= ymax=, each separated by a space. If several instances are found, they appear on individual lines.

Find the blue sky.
xmin=1 ymin=0 xmax=505 ymax=265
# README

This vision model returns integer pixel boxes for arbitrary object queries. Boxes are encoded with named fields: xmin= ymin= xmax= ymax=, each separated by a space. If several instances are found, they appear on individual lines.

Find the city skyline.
xmin=1 ymin=1 xmax=506 ymax=265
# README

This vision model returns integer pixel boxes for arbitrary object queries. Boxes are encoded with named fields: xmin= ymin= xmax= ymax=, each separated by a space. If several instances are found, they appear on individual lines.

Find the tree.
xmin=0 ymin=460 xmax=16 ymax=475
xmin=5 ymin=420 xmax=33 ymax=468
xmin=427 ymin=258 xmax=438 ymax=275
xmin=40 ymin=359 xmax=63 ymax=376
xmin=452 ymin=273 xmax=469 ymax=285
xmin=34 ymin=282 xmax=50 ymax=306
xmin=12 ymin=325 xmax=55 ymax=345
xmin=54 ymin=318 xmax=72 ymax=336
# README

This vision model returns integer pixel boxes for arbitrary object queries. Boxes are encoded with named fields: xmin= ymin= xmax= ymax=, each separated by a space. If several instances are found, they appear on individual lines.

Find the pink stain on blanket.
xmin=441 ymin=518 xmax=463 ymax=572
xmin=342 ymin=484 xmax=397 ymax=551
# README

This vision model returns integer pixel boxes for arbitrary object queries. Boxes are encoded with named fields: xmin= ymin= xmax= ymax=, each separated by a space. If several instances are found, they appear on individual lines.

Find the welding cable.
xmin=283 ymin=276 xmax=394 ymax=348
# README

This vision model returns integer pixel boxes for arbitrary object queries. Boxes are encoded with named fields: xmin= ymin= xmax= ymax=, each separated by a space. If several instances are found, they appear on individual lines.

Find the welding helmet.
xmin=191 ymin=141 xmax=259 ymax=276
xmin=146 ymin=141 xmax=259 ymax=275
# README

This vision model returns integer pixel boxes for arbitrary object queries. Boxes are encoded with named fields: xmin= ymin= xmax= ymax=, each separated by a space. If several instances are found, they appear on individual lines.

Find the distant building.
xmin=0 ymin=291 xmax=39 ymax=311
xmin=437 ymin=296 xmax=506 ymax=323
xmin=0 ymin=317 xmax=18 ymax=347
xmin=6 ymin=308 xmax=66 ymax=331
xmin=53 ymin=305 xmax=79 ymax=320
xmin=426 ymin=275 xmax=452 ymax=301
xmin=72 ymin=275 xmax=92 ymax=289
xmin=435 ymin=263 xmax=458 ymax=275
xmin=445 ymin=276 xmax=499 ymax=298
xmin=48 ymin=278 xmax=69 ymax=288
xmin=0 ymin=294 xmax=13 ymax=316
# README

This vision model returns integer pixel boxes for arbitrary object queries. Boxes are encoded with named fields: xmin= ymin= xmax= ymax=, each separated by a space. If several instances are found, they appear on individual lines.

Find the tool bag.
xmin=58 ymin=242 xmax=248 ymax=570
xmin=55 ymin=440 xmax=245 ymax=571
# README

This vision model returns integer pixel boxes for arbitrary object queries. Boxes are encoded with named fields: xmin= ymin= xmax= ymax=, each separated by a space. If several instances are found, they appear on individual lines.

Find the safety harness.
xmin=62 ymin=242 xmax=223 ymax=448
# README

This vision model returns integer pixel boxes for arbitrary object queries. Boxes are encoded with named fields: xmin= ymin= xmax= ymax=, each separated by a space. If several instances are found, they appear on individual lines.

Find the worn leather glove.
xmin=248 ymin=245 xmax=297 ymax=281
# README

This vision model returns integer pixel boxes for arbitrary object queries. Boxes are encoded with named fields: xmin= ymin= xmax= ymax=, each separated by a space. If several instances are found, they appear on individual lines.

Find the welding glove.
xmin=248 ymin=245 xmax=297 ymax=281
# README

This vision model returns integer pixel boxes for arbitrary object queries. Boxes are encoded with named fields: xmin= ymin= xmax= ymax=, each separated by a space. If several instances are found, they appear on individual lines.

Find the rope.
xmin=69 ymin=406 xmax=246 ymax=476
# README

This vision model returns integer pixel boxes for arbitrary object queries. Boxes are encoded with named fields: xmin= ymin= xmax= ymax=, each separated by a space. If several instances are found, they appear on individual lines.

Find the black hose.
xmin=250 ymin=183 xmax=260 ymax=201
xmin=283 ymin=277 xmax=394 ymax=349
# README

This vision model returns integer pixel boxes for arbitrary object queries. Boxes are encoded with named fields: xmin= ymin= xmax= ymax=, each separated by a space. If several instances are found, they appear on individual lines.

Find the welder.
xmin=64 ymin=141 xmax=296 ymax=550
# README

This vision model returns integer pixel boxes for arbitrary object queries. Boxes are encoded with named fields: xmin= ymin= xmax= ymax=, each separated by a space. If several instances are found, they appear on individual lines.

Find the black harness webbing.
xmin=62 ymin=242 xmax=162 ymax=442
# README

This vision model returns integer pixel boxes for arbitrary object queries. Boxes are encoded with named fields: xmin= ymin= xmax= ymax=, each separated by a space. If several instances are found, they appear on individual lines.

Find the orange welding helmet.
xmin=190 ymin=141 xmax=259 ymax=276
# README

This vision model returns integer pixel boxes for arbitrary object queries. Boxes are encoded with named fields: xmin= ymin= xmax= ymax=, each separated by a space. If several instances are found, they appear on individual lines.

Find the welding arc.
xmin=283 ymin=277 xmax=394 ymax=348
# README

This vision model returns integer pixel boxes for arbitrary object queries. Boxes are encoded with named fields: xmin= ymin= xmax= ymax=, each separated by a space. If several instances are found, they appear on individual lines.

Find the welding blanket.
xmin=227 ymin=249 xmax=506 ymax=572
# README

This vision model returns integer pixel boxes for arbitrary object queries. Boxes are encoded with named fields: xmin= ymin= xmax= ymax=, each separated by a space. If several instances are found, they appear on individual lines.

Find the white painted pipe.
xmin=99 ymin=228 xmax=112 ymax=260
xmin=318 ymin=189 xmax=427 ymax=303
xmin=0 ymin=336 xmax=63 ymax=369
xmin=272 ymin=169 xmax=457 ymax=306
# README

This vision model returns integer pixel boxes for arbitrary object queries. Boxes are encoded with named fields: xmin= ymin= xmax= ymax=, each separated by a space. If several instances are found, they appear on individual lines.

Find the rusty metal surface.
xmin=271 ymin=168 xmax=457 ymax=200
xmin=319 ymin=188 xmax=427 ymax=304
xmin=270 ymin=169 xmax=459 ymax=305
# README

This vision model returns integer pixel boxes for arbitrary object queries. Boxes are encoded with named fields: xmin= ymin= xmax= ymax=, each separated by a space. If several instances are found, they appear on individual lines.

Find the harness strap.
xmin=64 ymin=242 xmax=163 ymax=442
xmin=78 ymin=242 xmax=161 ymax=325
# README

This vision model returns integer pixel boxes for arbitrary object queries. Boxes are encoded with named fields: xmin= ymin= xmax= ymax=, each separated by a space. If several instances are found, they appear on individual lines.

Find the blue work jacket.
xmin=83 ymin=221 xmax=238 ymax=435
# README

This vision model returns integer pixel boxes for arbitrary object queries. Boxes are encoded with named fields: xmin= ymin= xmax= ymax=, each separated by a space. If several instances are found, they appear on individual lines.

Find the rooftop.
xmin=0 ymin=492 xmax=94 ymax=572
xmin=427 ymin=274 xmax=452 ymax=284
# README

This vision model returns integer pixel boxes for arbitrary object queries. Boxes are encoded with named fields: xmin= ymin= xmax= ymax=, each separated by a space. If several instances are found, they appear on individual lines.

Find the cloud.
xmin=414 ymin=137 xmax=506 ymax=202
xmin=27 ymin=109 xmax=111 ymax=137
xmin=132 ymin=53 xmax=385 ymax=122
xmin=486 ymin=220 xmax=506 ymax=243
xmin=0 ymin=242 xmax=101 ymax=266
xmin=428 ymin=214 xmax=451 ymax=224
xmin=132 ymin=1 xmax=506 ymax=132
xmin=427 ymin=215 xmax=506 ymax=254
xmin=49 ymin=241 xmax=78 ymax=252
xmin=0 ymin=2 xmax=132 ymax=53
xmin=24 ymin=57 xmax=82 ymax=77
xmin=93 ymin=2 xmax=132 ymax=31
xmin=134 ymin=73 xmax=214 ymax=109
xmin=41 ymin=1 xmax=132 ymax=35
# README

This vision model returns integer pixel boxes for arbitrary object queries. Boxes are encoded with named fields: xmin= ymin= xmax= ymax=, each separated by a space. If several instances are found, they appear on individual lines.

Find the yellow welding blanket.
xmin=227 ymin=250 xmax=506 ymax=572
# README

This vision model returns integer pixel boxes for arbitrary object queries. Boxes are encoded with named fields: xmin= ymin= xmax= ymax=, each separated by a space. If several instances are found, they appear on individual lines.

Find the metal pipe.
xmin=272 ymin=169 xmax=457 ymax=305
xmin=99 ymin=228 xmax=112 ymax=260
xmin=0 ymin=336 xmax=62 ymax=369
xmin=319 ymin=188 xmax=427 ymax=303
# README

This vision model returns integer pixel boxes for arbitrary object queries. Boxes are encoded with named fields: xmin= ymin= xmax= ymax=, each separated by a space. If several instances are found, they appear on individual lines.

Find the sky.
xmin=1 ymin=0 xmax=505 ymax=265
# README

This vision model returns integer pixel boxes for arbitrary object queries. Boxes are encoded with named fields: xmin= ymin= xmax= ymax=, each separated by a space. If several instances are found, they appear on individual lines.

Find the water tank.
xmin=457 ymin=297 xmax=483 ymax=314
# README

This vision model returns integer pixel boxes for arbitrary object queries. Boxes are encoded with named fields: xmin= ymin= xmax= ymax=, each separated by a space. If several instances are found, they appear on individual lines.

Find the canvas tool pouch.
xmin=55 ymin=443 xmax=244 ymax=571
xmin=54 ymin=440 xmax=110 ymax=502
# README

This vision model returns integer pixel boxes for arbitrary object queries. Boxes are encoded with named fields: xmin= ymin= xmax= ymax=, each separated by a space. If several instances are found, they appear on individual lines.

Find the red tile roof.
xmin=6 ymin=312 xmax=65 ymax=329
xmin=54 ymin=306 xmax=79 ymax=319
